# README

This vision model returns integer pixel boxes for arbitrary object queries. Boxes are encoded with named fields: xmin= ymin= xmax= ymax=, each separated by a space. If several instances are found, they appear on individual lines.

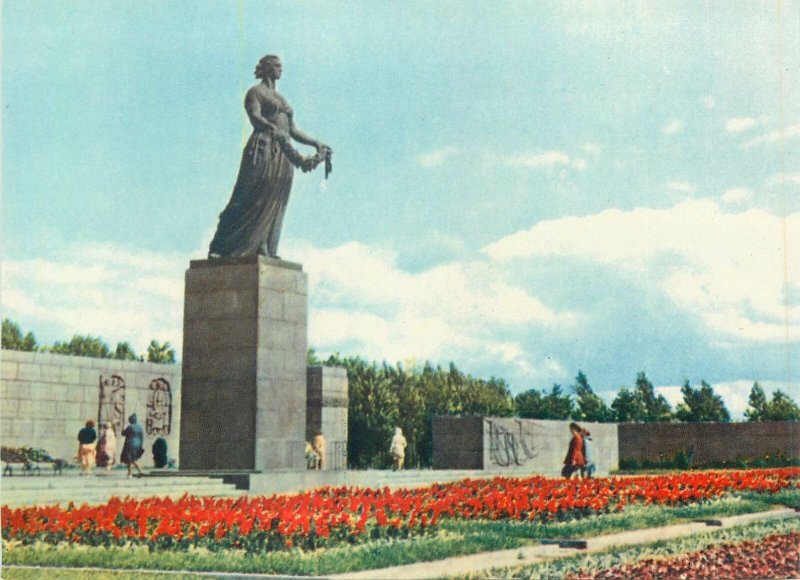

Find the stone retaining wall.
xmin=1 ymin=349 xmax=348 ymax=473
xmin=1 ymin=349 xmax=182 ymax=467
xmin=618 ymin=421 xmax=799 ymax=465
xmin=433 ymin=416 xmax=619 ymax=476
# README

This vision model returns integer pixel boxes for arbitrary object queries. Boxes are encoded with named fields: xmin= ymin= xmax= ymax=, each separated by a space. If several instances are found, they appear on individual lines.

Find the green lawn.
xmin=2 ymin=568 xmax=205 ymax=580
xmin=3 ymin=490 xmax=798 ymax=576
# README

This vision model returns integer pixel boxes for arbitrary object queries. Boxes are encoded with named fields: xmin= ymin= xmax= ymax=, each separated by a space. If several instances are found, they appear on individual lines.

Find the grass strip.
xmin=470 ymin=516 xmax=800 ymax=579
xmin=439 ymin=489 xmax=793 ymax=540
xmin=3 ymin=492 xmax=794 ymax=576
xmin=3 ymin=530 xmax=525 ymax=576
xmin=2 ymin=568 xmax=204 ymax=580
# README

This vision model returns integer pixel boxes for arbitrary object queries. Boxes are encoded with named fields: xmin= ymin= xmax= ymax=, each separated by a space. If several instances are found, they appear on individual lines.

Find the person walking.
xmin=96 ymin=422 xmax=117 ymax=472
xmin=120 ymin=414 xmax=145 ymax=477
xmin=390 ymin=427 xmax=407 ymax=471
xmin=562 ymin=422 xmax=586 ymax=479
xmin=77 ymin=420 xmax=97 ymax=475
xmin=581 ymin=428 xmax=596 ymax=479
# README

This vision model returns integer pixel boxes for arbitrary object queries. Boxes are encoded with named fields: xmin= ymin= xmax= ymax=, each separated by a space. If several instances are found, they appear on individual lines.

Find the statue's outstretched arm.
xmin=290 ymin=119 xmax=327 ymax=151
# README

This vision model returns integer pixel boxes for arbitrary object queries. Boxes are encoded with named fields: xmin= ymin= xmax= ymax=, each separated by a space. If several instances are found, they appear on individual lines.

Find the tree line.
xmin=309 ymin=353 xmax=800 ymax=469
xmin=4 ymin=319 xmax=797 ymax=468
xmin=1 ymin=318 xmax=177 ymax=364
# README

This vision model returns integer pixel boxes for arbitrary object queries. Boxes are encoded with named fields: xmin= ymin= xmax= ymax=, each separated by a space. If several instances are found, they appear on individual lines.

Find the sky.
xmin=2 ymin=1 xmax=799 ymax=418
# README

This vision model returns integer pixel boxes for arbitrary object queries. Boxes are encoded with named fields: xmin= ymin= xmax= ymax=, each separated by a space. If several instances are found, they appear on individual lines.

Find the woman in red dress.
xmin=562 ymin=422 xmax=586 ymax=479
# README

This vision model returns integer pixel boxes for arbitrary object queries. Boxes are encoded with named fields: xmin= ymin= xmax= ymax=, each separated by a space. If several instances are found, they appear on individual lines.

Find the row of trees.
xmin=516 ymin=371 xmax=799 ymax=423
xmin=4 ymin=319 xmax=797 ymax=468
xmin=310 ymin=353 xmax=800 ymax=469
xmin=1 ymin=319 xmax=176 ymax=364
xmin=517 ymin=371 xmax=732 ymax=423
xmin=309 ymin=351 xmax=514 ymax=469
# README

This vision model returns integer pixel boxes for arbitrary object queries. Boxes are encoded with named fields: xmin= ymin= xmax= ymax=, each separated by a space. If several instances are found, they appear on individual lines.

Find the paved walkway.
xmin=329 ymin=507 xmax=799 ymax=579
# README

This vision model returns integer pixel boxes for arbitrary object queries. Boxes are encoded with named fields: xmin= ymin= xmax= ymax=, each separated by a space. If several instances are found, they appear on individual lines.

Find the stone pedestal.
xmin=179 ymin=257 xmax=307 ymax=471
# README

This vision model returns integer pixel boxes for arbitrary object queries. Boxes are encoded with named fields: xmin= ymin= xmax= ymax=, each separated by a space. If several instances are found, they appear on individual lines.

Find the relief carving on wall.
xmin=487 ymin=419 xmax=539 ymax=467
xmin=146 ymin=378 xmax=172 ymax=435
xmin=98 ymin=375 xmax=126 ymax=435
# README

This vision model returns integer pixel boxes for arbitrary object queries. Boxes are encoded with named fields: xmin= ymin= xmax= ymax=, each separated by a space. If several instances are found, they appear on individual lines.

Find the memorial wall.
xmin=432 ymin=416 xmax=619 ymax=476
xmin=1 ymin=349 xmax=181 ymax=467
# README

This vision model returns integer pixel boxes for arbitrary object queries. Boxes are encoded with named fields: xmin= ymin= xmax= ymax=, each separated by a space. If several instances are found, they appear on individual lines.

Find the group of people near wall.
xmin=76 ymin=414 xmax=167 ymax=477
xmin=562 ymin=422 xmax=596 ymax=479
xmin=306 ymin=431 xmax=327 ymax=469
xmin=304 ymin=427 xmax=408 ymax=471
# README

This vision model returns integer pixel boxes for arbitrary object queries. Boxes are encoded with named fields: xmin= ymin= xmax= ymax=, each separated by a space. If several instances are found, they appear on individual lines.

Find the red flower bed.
xmin=2 ymin=468 xmax=797 ymax=553
xmin=568 ymin=531 xmax=800 ymax=579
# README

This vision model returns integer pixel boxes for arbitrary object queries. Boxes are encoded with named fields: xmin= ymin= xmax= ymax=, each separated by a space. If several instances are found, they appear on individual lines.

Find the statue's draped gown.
xmin=209 ymin=85 xmax=295 ymax=259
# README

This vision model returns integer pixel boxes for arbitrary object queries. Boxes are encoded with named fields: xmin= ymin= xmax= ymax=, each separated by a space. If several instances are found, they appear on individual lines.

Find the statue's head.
xmin=255 ymin=55 xmax=282 ymax=80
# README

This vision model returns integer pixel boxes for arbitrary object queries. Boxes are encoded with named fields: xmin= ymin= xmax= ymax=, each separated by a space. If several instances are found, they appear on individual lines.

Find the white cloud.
xmin=667 ymin=182 xmax=697 ymax=195
xmin=765 ymin=172 xmax=800 ymax=188
xmin=280 ymin=240 xmax=577 ymax=378
xmin=702 ymin=96 xmax=716 ymax=110
xmin=571 ymin=158 xmax=589 ymax=171
xmin=487 ymin=342 xmax=567 ymax=381
xmin=506 ymin=150 xmax=571 ymax=168
xmin=725 ymin=117 xmax=759 ymax=133
xmin=581 ymin=142 xmax=602 ymax=157
xmin=742 ymin=120 xmax=800 ymax=148
xmin=663 ymin=120 xmax=683 ymax=135
xmin=503 ymin=148 xmax=593 ymax=176
xmin=2 ymin=243 xmax=188 ymax=356
xmin=2 ymin=236 xmax=577 ymax=380
xmin=721 ymin=187 xmax=753 ymax=204
xmin=417 ymin=146 xmax=460 ymax=167
xmin=483 ymin=200 xmax=800 ymax=343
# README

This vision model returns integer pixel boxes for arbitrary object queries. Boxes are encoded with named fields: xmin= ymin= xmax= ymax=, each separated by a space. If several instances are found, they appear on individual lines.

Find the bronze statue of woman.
xmin=208 ymin=55 xmax=331 ymax=259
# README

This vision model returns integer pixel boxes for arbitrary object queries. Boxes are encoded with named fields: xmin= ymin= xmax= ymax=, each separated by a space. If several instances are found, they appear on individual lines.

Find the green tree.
xmin=329 ymin=354 xmax=517 ymax=468
xmin=1 ymin=318 xmax=38 ymax=351
xmin=392 ymin=364 xmax=425 ymax=468
xmin=635 ymin=372 xmax=673 ymax=422
xmin=515 ymin=384 xmax=574 ymax=420
xmin=50 ymin=335 xmax=111 ymax=358
xmin=744 ymin=382 xmax=770 ymax=422
xmin=611 ymin=386 xmax=645 ymax=422
xmin=113 ymin=341 xmax=141 ymax=361
xmin=328 ymin=355 xmax=400 ymax=469
xmin=572 ymin=371 xmax=613 ymax=422
xmin=461 ymin=376 xmax=515 ymax=418
xmin=307 ymin=347 xmax=322 ymax=366
xmin=674 ymin=380 xmax=730 ymax=422
xmin=147 ymin=340 xmax=176 ymax=364
xmin=765 ymin=390 xmax=800 ymax=421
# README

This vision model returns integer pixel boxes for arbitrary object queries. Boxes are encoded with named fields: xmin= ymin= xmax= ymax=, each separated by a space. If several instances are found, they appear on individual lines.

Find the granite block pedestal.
xmin=179 ymin=257 xmax=307 ymax=471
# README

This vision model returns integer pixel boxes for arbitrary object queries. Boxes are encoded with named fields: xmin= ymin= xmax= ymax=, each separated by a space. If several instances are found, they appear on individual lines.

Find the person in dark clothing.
xmin=152 ymin=437 xmax=168 ymax=468
xmin=77 ymin=420 xmax=97 ymax=475
xmin=121 ymin=414 xmax=145 ymax=477
xmin=561 ymin=422 xmax=586 ymax=479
